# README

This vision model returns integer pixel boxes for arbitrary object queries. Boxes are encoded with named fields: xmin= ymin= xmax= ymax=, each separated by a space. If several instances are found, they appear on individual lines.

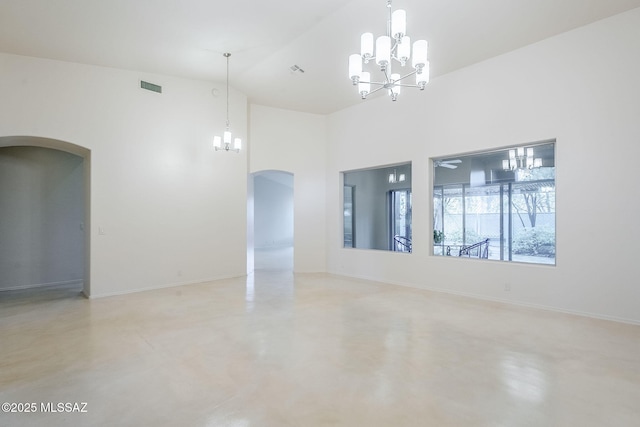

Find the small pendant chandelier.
xmin=213 ymin=52 xmax=241 ymax=152
xmin=388 ymin=169 xmax=406 ymax=184
xmin=348 ymin=0 xmax=429 ymax=101
xmin=502 ymin=147 xmax=543 ymax=171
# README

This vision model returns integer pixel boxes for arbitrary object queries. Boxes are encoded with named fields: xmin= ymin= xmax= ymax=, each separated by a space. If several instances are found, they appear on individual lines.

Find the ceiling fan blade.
xmin=442 ymin=159 xmax=462 ymax=164
xmin=440 ymin=163 xmax=457 ymax=169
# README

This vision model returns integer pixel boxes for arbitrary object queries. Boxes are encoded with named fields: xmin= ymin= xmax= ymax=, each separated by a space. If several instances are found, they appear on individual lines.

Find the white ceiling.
xmin=2 ymin=0 xmax=640 ymax=114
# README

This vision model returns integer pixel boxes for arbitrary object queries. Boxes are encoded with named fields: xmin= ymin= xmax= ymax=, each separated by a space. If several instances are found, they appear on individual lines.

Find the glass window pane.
xmin=442 ymin=186 xmax=464 ymax=255
xmin=342 ymin=163 xmax=412 ymax=252
xmin=433 ymin=141 xmax=555 ymax=265
xmin=343 ymin=185 xmax=355 ymax=247
xmin=510 ymin=181 xmax=555 ymax=264
xmin=464 ymin=185 xmax=501 ymax=260
xmin=391 ymin=189 xmax=412 ymax=252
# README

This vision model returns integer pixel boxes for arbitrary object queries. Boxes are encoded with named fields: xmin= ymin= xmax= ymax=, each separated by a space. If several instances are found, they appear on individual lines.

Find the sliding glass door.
xmin=434 ymin=180 xmax=555 ymax=264
xmin=390 ymin=189 xmax=412 ymax=252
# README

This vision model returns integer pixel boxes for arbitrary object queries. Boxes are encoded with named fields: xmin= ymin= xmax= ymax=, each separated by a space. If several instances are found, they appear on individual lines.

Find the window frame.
xmin=432 ymin=141 xmax=556 ymax=265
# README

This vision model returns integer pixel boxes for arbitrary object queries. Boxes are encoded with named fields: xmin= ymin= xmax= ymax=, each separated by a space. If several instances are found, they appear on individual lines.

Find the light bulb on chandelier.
xmin=213 ymin=53 xmax=241 ymax=152
xmin=349 ymin=0 xmax=430 ymax=101
xmin=502 ymin=147 xmax=543 ymax=171
xmin=388 ymin=169 xmax=406 ymax=184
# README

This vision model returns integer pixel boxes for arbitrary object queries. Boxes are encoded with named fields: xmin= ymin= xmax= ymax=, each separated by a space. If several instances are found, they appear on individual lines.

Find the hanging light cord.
xmin=224 ymin=52 xmax=230 ymax=130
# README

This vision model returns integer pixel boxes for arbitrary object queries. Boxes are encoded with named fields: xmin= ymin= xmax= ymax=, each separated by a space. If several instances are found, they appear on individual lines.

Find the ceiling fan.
xmin=434 ymin=159 xmax=462 ymax=169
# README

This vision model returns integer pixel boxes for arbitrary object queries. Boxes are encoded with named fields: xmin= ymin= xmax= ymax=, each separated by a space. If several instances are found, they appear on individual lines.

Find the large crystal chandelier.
xmin=349 ymin=0 xmax=429 ymax=101
xmin=213 ymin=53 xmax=241 ymax=152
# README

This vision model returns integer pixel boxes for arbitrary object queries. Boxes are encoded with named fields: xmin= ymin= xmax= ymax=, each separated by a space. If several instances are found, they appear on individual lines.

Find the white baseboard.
xmin=88 ymin=274 xmax=247 ymax=299
xmin=329 ymin=271 xmax=640 ymax=326
xmin=0 ymin=279 xmax=84 ymax=292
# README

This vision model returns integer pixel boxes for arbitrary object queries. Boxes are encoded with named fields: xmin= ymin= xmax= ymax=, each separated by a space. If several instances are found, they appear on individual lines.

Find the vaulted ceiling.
xmin=2 ymin=0 xmax=640 ymax=114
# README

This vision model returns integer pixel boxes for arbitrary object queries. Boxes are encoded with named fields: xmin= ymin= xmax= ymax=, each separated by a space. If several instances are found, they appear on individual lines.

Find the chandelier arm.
xmin=360 ymin=79 xmax=391 ymax=86
xmin=390 ymin=39 xmax=400 ymax=55
xmin=366 ymin=85 xmax=388 ymax=96
xmin=382 ymin=67 xmax=391 ymax=84
xmin=395 ymin=70 xmax=417 ymax=82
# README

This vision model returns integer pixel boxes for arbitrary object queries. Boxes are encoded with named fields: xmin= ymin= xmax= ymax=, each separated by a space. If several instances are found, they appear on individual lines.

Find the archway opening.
xmin=0 ymin=136 xmax=91 ymax=298
xmin=248 ymin=170 xmax=294 ymax=273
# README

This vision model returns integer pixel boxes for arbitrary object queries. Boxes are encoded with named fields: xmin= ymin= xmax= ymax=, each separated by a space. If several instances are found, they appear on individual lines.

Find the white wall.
xmin=2 ymin=9 xmax=638 ymax=325
xmin=249 ymin=105 xmax=327 ymax=273
xmin=0 ymin=146 xmax=84 ymax=290
xmin=326 ymin=8 xmax=640 ymax=324
xmin=0 ymin=53 xmax=249 ymax=297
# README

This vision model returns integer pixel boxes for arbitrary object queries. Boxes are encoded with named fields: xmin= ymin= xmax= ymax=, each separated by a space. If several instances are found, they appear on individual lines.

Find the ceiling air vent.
xmin=140 ymin=80 xmax=162 ymax=93
xmin=289 ymin=65 xmax=304 ymax=74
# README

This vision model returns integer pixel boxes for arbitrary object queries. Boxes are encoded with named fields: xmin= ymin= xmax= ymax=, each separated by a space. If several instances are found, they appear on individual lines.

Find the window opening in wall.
xmin=342 ymin=162 xmax=412 ymax=252
xmin=433 ymin=141 xmax=555 ymax=265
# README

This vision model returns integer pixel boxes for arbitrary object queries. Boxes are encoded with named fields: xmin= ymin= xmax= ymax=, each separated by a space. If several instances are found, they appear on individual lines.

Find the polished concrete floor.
xmin=1 ymin=272 xmax=640 ymax=427
xmin=254 ymin=246 xmax=293 ymax=271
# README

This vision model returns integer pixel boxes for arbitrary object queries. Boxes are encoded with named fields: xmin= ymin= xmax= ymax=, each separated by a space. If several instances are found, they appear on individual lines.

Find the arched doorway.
xmin=247 ymin=170 xmax=294 ymax=273
xmin=0 ymin=136 xmax=91 ymax=297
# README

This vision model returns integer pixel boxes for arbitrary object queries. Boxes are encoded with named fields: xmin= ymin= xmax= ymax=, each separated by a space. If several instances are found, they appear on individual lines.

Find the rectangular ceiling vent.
xmin=140 ymin=80 xmax=162 ymax=93
xmin=289 ymin=64 xmax=304 ymax=74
